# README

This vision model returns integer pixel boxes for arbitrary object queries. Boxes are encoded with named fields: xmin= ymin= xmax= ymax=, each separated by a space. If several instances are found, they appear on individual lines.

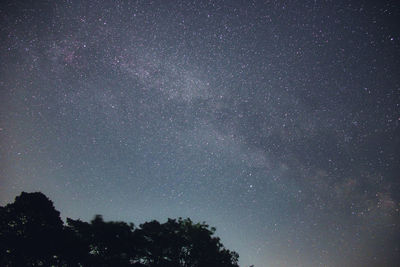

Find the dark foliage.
xmin=0 ymin=192 xmax=239 ymax=267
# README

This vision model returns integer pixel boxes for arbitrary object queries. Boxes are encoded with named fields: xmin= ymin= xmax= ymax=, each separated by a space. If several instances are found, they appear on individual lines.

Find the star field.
xmin=1 ymin=1 xmax=399 ymax=266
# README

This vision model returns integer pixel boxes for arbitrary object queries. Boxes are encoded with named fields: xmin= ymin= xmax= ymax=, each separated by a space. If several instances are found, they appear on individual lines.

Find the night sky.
xmin=1 ymin=1 xmax=399 ymax=266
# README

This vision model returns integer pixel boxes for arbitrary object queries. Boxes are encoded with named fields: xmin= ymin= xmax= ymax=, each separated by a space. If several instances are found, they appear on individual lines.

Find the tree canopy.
xmin=0 ymin=192 xmax=239 ymax=267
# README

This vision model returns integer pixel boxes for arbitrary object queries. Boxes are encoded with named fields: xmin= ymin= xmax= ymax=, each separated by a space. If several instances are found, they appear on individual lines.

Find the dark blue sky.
xmin=1 ymin=1 xmax=399 ymax=266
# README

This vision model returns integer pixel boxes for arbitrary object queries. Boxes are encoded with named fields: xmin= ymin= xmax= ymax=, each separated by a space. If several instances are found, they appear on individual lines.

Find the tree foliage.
xmin=0 ymin=192 xmax=239 ymax=267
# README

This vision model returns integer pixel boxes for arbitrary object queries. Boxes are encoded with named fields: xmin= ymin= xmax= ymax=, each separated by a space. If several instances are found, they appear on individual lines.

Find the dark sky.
xmin=1 ymin=1 xmax=399 ymax=266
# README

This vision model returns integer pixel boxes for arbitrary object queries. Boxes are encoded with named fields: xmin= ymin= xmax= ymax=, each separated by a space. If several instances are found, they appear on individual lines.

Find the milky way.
xmin=1 ymin=1 xmax=399 ymax=266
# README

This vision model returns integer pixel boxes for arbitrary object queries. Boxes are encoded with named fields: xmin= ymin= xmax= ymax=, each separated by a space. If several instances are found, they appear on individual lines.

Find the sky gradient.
xmin=1 ymin=1 xmax=399 ymax=266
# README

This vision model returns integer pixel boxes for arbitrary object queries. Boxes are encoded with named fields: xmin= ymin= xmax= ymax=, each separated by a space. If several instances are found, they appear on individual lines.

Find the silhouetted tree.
xmin=0 ymin=192 xmax=66 ymax=266
xmin=66 ymin=215 xmax=142 ymax=266
xmin=136 ymin=218 xmax=239 ymax=267
xmin=1 ymin=192 xmax=240 ymax=267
